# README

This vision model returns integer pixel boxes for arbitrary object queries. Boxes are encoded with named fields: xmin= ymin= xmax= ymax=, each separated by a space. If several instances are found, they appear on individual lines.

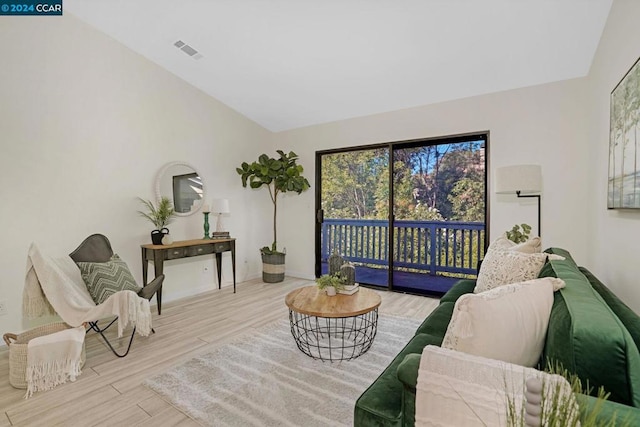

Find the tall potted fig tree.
xmin=237 ymin=150 xmax=310 ymax=283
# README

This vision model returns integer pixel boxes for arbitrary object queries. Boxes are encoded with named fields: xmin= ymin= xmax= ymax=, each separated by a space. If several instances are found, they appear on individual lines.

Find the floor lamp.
xmin=495 ymin=165 xmax=542 ymax=237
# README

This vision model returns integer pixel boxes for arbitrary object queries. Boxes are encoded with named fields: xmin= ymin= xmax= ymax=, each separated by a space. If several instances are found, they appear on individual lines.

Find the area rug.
xmin=144 ymin=315 xmax=422 ymax=426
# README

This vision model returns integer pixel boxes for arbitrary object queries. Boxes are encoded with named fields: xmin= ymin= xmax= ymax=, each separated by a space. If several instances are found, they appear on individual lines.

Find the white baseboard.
xmin=154 ymin=273 xmax=263 ymax=307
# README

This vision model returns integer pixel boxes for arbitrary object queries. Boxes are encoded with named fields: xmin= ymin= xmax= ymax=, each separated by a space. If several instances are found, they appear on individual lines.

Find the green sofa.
xmin=354 ymin=248 xmax=640 ymax=426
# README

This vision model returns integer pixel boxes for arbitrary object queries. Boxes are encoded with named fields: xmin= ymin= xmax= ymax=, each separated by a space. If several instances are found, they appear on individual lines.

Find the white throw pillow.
xmin=442 ymin=277 xmax=565 ymax=367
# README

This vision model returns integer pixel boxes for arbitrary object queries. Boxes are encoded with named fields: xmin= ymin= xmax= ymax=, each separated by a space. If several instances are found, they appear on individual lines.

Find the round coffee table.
xmin=285 ymin=286 xmax=382 ymax=361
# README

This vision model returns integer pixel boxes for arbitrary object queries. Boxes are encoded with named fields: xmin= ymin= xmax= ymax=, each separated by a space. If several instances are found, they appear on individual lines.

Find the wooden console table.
xmin=141 ymin=238 xmax=236 ymax=315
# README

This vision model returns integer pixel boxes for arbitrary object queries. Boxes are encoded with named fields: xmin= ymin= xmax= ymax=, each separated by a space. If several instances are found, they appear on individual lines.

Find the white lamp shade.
xmin=495 ymin=165 xmax=542 ymax=194
xmin=211 ymin=198 xmax=230 ymax=214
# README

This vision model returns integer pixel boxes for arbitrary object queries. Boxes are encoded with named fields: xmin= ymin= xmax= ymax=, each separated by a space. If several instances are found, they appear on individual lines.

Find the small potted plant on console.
xmin=137 ymin=196 xmax=176 ymax=245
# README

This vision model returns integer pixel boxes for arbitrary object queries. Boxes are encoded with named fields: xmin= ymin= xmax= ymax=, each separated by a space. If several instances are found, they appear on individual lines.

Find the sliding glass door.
xmin=316 ymin=133 xmax=487 ymax=295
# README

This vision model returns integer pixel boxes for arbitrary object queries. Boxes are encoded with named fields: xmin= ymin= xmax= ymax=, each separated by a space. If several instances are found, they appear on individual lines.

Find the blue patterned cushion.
xmin=77 ymin=254 xmax=141 ymax=304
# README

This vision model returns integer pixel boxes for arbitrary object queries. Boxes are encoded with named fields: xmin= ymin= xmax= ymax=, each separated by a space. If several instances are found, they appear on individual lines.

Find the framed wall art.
xmin=609 ymin=55 xmax=640 ymax=209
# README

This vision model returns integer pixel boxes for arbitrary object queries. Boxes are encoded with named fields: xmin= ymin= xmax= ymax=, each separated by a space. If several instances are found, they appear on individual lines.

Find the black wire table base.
xmin=288 ymin=308 xmax=379 ymax=361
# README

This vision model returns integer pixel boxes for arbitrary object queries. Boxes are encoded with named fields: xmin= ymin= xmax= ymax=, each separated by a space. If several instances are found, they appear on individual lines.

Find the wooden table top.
xmin=285 ymin=286 xmax=382 ymax=318
xmin=141 ymin=238 xmax=235 ymax=249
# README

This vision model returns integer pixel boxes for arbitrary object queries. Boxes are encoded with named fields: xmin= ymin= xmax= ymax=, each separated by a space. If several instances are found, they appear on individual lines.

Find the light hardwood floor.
xmin=0 ymin=277 xmax=438 ymax=426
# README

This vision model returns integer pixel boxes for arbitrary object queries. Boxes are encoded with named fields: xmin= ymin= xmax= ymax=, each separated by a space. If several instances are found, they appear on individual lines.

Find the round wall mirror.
xmin=155 ymin=162 xmax=205 ymax=216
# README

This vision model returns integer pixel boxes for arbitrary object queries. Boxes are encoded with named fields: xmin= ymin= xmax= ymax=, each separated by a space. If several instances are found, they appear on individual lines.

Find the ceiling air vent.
xmin=174 ymin=40 xmax=203 ymax=60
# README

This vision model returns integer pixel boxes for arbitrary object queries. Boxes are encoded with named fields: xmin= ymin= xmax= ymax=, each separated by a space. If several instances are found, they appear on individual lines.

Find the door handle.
xmin=316 ymin=209 xmax=324 ymax=223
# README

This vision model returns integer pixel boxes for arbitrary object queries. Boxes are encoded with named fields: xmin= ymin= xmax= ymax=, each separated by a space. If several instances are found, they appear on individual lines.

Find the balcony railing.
xmin=321 ymin=219 xmax=485 ymax=277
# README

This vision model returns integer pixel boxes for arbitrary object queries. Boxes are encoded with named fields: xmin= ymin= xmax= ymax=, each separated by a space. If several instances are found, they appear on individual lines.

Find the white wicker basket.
xmin=3 ymin=322 xmax=86 ymax=389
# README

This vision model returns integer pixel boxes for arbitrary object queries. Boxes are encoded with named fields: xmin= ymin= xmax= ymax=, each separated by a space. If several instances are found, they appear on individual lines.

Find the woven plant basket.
xmin=3 ymin=322 xmax=86 ymax=390
xmin=261 ymin=252 xmax=285 ymax=283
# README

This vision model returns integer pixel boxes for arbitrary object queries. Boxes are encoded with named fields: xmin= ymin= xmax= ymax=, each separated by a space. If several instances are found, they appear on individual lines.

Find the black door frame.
xmin=315 ymin=130 xmax=490 ymax=294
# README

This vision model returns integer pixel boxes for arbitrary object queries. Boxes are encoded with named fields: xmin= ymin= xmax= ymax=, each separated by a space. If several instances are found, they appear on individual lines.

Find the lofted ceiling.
xmin=65 ymin=0 xmax=613 ymax=132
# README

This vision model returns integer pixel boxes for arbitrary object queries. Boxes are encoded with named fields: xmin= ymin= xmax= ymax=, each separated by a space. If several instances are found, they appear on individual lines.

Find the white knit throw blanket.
xmin=23 ymin=243 xmax=152 ymax=337
xmin=21 ymin=243 xmax=153 ymax=396
xmin=25 ymin=326 xmax=85 ymax=398
xmin=415 ymin=346 xmax=577 ymax=426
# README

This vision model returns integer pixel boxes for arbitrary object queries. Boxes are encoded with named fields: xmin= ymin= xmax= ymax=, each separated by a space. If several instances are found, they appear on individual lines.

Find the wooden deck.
xmin=321 ymin=263 xmax=467 ymax=295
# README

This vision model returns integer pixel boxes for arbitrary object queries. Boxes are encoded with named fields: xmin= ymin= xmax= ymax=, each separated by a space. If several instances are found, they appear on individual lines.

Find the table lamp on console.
xmin=211 ymin=198 xmax=230 ymax=238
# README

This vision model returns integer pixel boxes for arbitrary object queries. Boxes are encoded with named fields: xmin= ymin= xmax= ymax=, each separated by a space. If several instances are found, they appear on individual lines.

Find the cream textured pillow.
xmin=474 ymin=250 xmax=548 ymax=293
xmin=442 ymin=277 xmax=565 ymax=367
xmin=490 ymin=234 xmax=542 ymax=253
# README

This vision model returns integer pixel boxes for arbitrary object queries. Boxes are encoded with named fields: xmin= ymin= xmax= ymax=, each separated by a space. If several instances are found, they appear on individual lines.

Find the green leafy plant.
xmin=504 ymin=360 xmax=632 ymax=427
xmin=315 ymin=274 xmax=346 ymax=291
xmin=137 ymin=196 xmax=175 ymax=229
xmin=506 ymin=223 xmax=532 ymax=243
xmin=237 ymin=150 xmax=310 ymax=255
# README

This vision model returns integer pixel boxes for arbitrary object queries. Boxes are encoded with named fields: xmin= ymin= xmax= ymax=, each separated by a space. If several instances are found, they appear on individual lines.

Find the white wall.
xmin=0 ymin=14 xmax=272 ymax=335
xmin=586 ymin=0 xmax=640 ymax=311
